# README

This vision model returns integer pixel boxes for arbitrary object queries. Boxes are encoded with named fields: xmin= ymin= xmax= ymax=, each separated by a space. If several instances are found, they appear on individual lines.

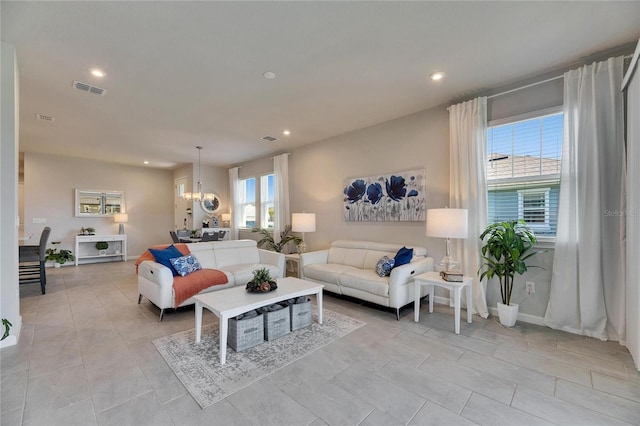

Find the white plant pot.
xmin=497 ymin=302 xmax=519 ymax=327
xmin=53 ymin=263 xmax=61 ymax=268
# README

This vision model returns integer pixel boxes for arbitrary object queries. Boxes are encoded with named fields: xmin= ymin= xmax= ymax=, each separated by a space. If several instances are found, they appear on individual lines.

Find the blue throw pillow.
xmin=170 ymin=254 xmax=202 ymax=277
xmin=375 ymin=256 xmax=395 ymax=277
xmin=148 ymin=245 xmax=183 ymax=276
xmin=393 ymin=246 xmax=413 ymax=268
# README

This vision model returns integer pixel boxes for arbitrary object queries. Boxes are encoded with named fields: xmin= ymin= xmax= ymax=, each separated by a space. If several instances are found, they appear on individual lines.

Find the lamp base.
xmin=118 ymin=223 xmax=125 ymax=235
xmin=297 ymin=241 xmax=308 ymax=254
xmin=436 ymin=255 xmax=461 ymax=273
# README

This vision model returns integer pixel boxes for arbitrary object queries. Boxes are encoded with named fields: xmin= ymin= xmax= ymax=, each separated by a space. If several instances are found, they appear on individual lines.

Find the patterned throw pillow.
xmin=375 ymin=256 xmax=395 ymax=277
xmin=170 ymin=254 xmax=202 ymax=277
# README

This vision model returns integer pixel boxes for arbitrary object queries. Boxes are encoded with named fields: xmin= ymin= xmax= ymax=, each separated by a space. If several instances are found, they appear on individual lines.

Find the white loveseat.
xmin=300 ymin=240 xmax=434 ymax=319
xmin=137 ymin=240 xmax=285 ymax=320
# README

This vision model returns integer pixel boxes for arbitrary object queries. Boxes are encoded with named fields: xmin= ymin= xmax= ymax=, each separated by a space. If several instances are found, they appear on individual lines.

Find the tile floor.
xmin=1 ymin=261 xmax=639 ymax=426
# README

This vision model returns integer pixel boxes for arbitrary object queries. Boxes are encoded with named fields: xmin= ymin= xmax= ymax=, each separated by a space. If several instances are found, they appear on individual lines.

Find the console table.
xmin=75 ymin=234 xmax=127 ymax=266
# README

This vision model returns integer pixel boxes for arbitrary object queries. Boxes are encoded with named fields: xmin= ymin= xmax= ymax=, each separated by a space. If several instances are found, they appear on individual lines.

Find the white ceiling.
xmin=2 ymin=1 xmax=639 ymax=169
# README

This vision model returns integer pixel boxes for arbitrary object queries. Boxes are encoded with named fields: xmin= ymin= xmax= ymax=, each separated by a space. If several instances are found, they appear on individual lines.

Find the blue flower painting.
xmin=343 ymin=169 xmax=426 ymax=222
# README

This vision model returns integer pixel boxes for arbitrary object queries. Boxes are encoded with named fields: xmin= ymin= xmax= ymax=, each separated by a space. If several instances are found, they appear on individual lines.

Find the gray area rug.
xmin=153 ymin=309 xmax=365 ymax=409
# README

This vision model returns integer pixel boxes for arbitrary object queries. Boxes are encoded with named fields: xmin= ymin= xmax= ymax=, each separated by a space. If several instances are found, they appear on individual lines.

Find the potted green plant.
xmin=95 ymin=241 xmax=109 ymax=255
xmin=246 ymin=267 xmax=278 ymax=293
xmin=1 ymin=318 xmax=12 ymax=341
xmin=478 ymin=220 xmax=543 ymax=327
xmin=45 ymin=242 xmax=75 ymax=267
xmin=251 ymin=225 xmax=302 ymax=253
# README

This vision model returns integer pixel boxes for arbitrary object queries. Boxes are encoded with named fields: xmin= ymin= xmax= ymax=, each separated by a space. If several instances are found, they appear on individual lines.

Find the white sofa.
xmin=300 ymin=240 xmax=434 ymax=319
xmin=137 ymin=239 xmax=285 ymax=320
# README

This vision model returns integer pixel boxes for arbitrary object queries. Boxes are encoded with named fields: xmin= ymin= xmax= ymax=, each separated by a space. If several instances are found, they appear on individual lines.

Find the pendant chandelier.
xmin=183 ymin=146 xmax=215 ymax=202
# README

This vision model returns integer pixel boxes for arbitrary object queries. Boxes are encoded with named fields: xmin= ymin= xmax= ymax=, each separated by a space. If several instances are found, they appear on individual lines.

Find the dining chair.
xmin=169 ymin=231 xmax=180 ymax=243
xmin=201 ymin=232 xmax=219 ymax=242
xmin=19 ymin=227 xmax=51 ymax=294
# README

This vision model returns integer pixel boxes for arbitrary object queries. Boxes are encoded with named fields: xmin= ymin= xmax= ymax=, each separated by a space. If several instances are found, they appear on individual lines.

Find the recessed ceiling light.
xmin=430 ymin=71 xmax=445 ymax=81
xmin=89 ymin=68 xmax=106 ymax=78
xmin=143 ymin=161 xmax=149 ymax=165
xmin=263 ymin=71 xmax=276 ymax=80
xmin=283 ymin=130 xmax=290 ymax=136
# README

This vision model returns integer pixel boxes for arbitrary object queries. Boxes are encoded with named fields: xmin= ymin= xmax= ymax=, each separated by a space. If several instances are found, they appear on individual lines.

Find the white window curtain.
xmin=228 ymin=167 xmax=240 ymax=240
xmin=544 ymin=57 xmax=626 ymax=341
xmin=273 ymin=153 xmax=290 ymax=243
xmin=448 ymin=97 xmax=489 ymax=319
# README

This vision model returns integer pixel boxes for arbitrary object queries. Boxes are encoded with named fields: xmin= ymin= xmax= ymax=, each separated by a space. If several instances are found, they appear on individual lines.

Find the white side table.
xmin=284 ymin=253 xmax=301 ymax=278
xmin=414 ymin=271 xmax=473 ymax=334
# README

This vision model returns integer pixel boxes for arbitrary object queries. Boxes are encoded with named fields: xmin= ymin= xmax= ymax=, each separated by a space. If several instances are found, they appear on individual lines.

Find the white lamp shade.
xmin=292 ymin=213 xmax=316 ymax=233
xmin=113 ymin=213 xmax=128 ymax=223
xmin=221 ymin=213 xmax=231 ymax=222
xmin=426 ymin=208 xmax=468 ymax=239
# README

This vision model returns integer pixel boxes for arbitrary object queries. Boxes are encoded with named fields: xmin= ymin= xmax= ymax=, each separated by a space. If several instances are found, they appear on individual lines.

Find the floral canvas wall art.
xmin=343 ymin=169 xmax=426 ymax=222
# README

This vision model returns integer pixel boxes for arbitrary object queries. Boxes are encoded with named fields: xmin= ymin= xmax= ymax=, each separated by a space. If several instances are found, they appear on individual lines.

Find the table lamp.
xmin=426 ymin=208 xmax=468 ymax=272
xmin=221 ymin=213 xmax=231 ymax=227
xmin=114 ymin=213 xmax=128 ymax=235
xmin=292 ymin=213 xmax=316 ymax=253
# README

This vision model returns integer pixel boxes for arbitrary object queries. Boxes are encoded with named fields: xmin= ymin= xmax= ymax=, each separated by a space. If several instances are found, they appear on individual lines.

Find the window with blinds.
xmin=238 ymin=177 xmax=256 ymax=228
xmin=486 ymin=110 xmax=563 ymax=237
xmin=260 ymin=173 xmax=275 ymax=229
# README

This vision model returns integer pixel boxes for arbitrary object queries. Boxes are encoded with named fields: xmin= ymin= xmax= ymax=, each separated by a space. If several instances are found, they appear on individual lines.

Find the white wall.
xmin=23 ymin=153 xmax=174 ymax=258
xmin=1 ymin=42 xmax=21 ymax=346
xmin=289 ymin=106 xmax=450 ymax=257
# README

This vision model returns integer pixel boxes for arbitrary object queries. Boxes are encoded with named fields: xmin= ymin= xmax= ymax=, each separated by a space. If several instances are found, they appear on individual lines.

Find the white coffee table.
xmin=194 ymin=277 xmax=324 ymax=364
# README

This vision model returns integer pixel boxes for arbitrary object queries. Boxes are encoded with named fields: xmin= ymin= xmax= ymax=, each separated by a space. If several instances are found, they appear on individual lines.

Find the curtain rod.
xmin=487 ymin=75 xmax=563 ymax=100
xmin=487 ymin=53 xmax=633 ymax=100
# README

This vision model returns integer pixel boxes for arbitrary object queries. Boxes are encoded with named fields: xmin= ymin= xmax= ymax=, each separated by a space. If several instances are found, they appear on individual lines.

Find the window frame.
xmin=260 ymin=173 xmax=275 ymax=229
xmin=238 ymin=177 xmax=256 ymax=229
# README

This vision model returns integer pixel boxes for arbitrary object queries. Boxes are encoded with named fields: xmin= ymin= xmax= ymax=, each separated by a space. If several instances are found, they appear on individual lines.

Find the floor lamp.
xmin=426 ymin=208 xmax=468 ymax=272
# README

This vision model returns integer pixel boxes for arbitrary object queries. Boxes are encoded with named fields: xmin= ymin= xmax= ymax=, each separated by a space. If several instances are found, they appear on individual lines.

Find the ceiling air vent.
xmin=73 ymin=80 xmax=107 ymax=96
xmin=261 ymin=135 xmax=278 ymax=142
xmin=35 ymin=113 xmax=55 ymax=122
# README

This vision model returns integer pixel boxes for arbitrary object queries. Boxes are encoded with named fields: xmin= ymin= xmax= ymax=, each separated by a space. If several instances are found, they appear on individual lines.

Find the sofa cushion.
xmin=214 ymin=246 xmax=260 ymax=268
xmin=375 ymin=256 xmax=395 ymax=277
xmin=187 ymin=244 xmax=218 ymax=269
xmin=221 ymin=263 xmax=280 ymax=286
xmin=394 ymin=247 xmax=414 ymax=268
xmin=170 ymin=254 xmax=202 ymax=277
xmin=364 ymin=250 xmax=396 ymax=270
xmin=328 ymin=247 xmax=369 ymax=268
xmin=149 ymin=245 xmax=184 ymax=276
xmin=339 ymin=269 xmax=390 ymax=297
xmin=304 ymin=263 xmax=357 ymax=285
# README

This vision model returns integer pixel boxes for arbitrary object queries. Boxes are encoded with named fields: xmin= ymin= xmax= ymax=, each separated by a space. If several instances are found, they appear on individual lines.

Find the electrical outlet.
xmin=526 ymin=281 xmax=535 ymax=295
xmin=32 ymin=218 xmax=46 ymax=224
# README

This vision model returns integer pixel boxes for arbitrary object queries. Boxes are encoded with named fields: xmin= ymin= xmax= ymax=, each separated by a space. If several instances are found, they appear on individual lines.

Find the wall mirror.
xmin=200 ymin=195 xmax=220 ymax=215
xmin=75 ymin=189 xmax=125 ymax=217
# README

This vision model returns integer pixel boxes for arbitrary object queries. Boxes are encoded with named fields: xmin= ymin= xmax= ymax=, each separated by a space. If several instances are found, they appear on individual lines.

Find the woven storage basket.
xmin=260 ymin=306 xmax=291 ymax=341
xmin=289 ymin=298 xmax=312 ymax=331
xmin=228 ymin=312 xmax=264 ymax=352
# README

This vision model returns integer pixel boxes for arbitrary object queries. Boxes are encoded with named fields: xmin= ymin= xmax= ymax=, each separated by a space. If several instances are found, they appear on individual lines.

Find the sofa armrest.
xmin=138 ymin=260 xmax=175 ymax=286
xmin=258 ymin=249 xmax=286 ymax=278
xmin=388 ymin=257 xmax=434 ymax=289
xmin=300 ymin=249 xmax=329 ymax=266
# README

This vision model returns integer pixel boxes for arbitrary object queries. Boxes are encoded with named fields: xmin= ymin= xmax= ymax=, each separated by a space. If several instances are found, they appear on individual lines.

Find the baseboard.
xmin=0 ymin=315 xmax=22 ymax=348
xmin=432 ymin=297 xmax=545 ymax=326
